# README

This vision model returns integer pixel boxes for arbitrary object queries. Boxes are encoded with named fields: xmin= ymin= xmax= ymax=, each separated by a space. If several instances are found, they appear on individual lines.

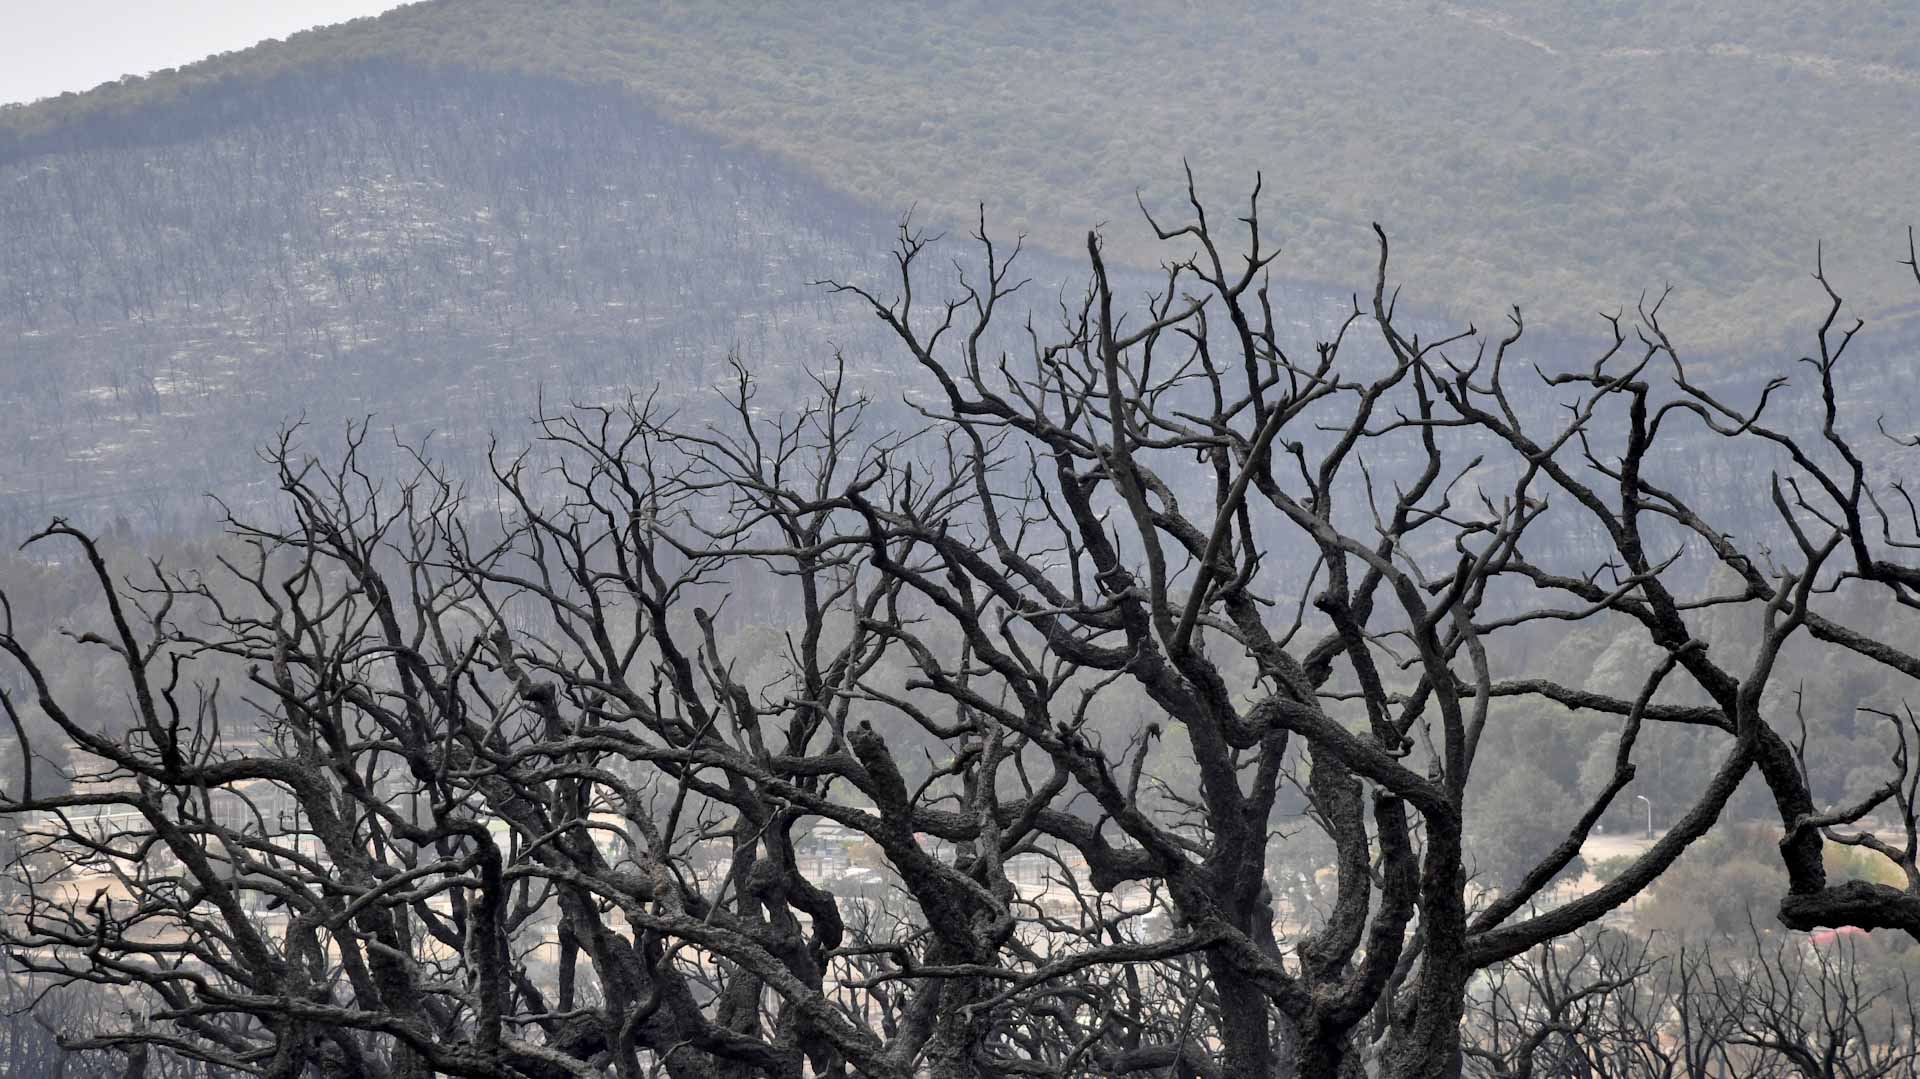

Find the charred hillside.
xmin=0 ymin=55 xmax=1914 ymax=567
xmin=0 ymin=64 xmax=912 ymax=532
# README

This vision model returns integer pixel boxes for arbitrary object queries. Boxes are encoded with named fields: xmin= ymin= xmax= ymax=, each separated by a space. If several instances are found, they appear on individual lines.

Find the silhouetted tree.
xmin=3 ymin=185 xmax=1919 ymax=1079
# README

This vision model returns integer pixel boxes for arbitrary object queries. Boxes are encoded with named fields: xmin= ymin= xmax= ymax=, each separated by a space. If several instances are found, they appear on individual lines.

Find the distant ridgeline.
xmin=0 ymin=60 xmax=1913 ymax=573
xmin=7 ymin=0 xmax=1920 ymax=348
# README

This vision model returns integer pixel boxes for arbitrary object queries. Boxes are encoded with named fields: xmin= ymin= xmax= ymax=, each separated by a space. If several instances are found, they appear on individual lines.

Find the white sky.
xmin=1 ymin=1 xmax=409 ymax=107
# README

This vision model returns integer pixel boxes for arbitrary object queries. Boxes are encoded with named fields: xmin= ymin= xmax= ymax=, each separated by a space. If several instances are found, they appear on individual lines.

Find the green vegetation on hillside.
xmin=4 ymin=0 xmax=1919 ymax=345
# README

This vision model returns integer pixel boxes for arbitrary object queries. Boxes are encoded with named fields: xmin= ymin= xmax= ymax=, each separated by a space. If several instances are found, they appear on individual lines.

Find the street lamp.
xmin=1633 ymin=794 xmax=1653 ymax=840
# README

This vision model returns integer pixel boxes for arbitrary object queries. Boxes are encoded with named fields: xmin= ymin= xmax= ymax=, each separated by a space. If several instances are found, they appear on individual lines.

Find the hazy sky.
xmin=1 ymin=1 xmax=408 ymax=107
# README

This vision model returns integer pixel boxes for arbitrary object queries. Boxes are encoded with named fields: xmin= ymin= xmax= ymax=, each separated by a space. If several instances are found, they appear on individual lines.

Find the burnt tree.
xmin=1 ymin=184 xmax=1916 ymax=1077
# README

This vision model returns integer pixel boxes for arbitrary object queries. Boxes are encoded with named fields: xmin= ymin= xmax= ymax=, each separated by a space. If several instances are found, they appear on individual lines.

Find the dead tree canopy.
xmin=1466 ymin=922 xmax=1920 ymax=1079
xmin=3 ymin=182 xmax=1920 ymax=1078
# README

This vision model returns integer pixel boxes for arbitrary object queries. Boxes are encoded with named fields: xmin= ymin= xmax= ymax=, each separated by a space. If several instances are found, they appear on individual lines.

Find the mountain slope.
xmin=5 ymin=0 xmax=1920 ymax=344
xmin=0 ymin=66 xmax=915 ymax=532
xmin=0 ymin=62 xmax=1397 ymax=535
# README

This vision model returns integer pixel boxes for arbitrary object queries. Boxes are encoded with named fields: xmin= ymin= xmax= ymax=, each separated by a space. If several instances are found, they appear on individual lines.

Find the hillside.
xmin=0 ymin=67 xmax=916 ymax=533
xmin=3 ymin=57 xmax=1916 ymax=549
xmin=4 ymin=1 xmax=1920 ymax=345
xmin=2 ymin=63 xmax=1418 ymax=535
